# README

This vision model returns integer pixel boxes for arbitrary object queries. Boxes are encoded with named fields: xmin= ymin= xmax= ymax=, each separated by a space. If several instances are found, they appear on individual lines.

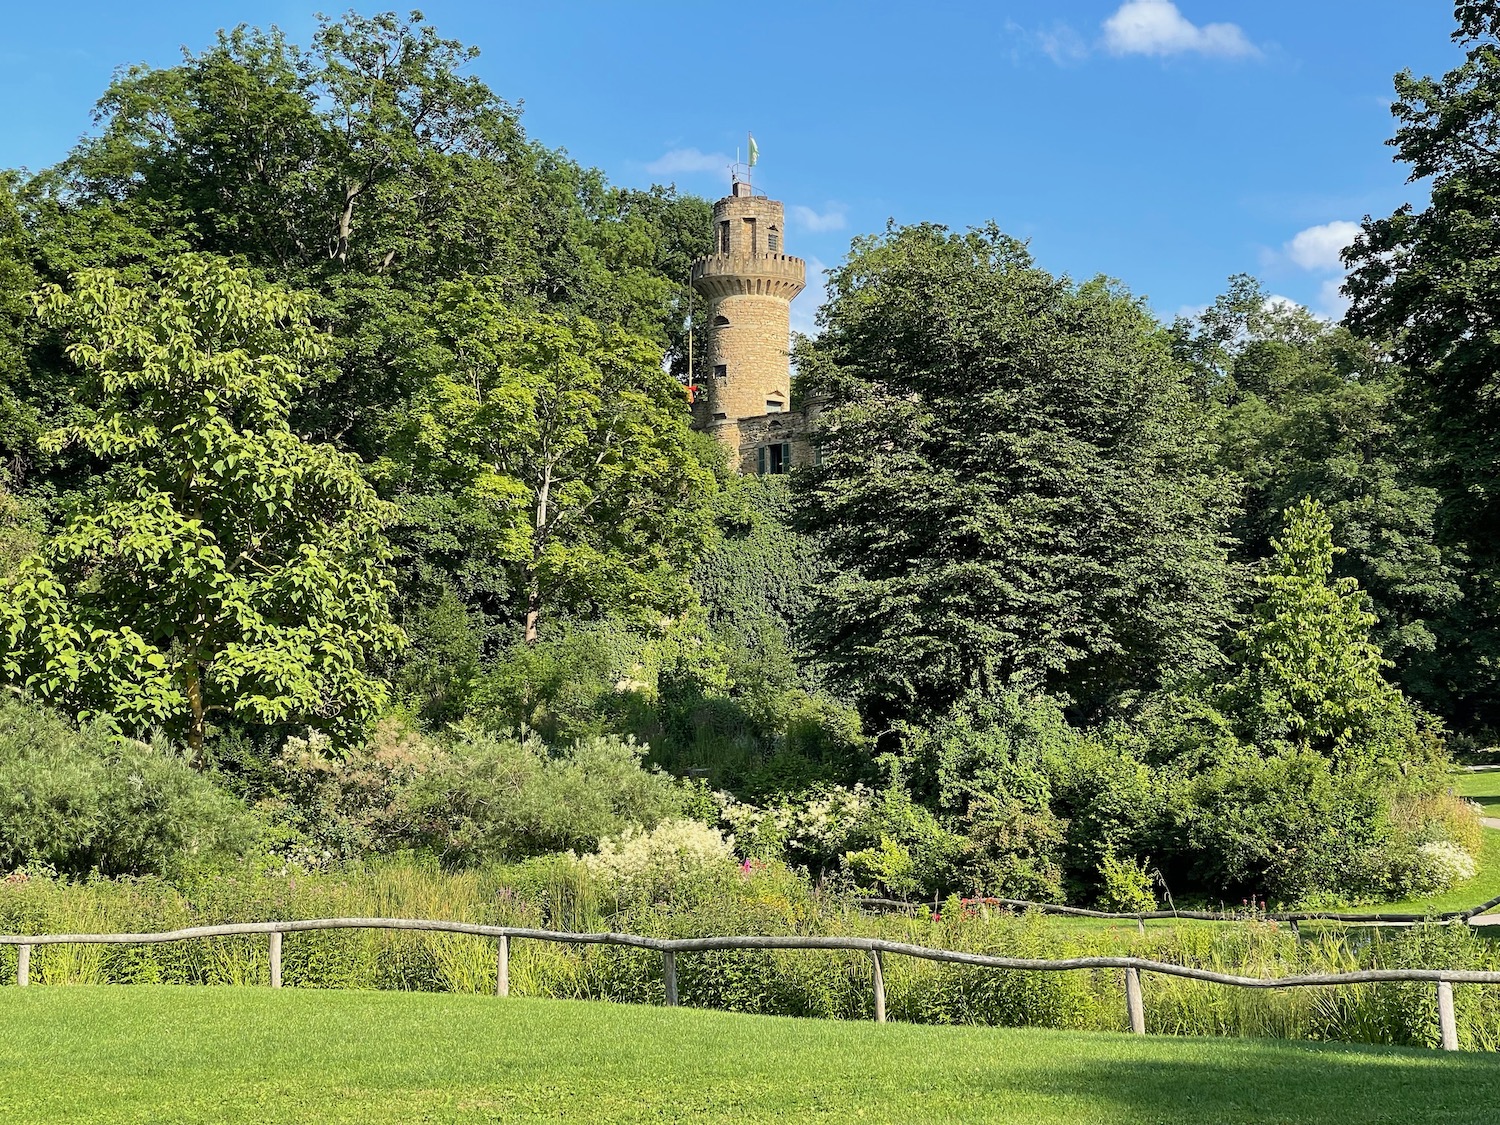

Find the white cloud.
xmin=644 ymin=148 xmax=732 ymax=177
xmin=1102 ymin=1 xmax=1259 ymax=58
xmin=1284 ymin=220 xmax=1361 ymax=272
xmin=789 ymin=204 xmax=847 ymax=233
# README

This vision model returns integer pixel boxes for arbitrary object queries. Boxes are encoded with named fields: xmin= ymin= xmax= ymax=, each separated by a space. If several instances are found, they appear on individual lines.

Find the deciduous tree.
xmin=0 ymin=256 xmax=403 ymax=753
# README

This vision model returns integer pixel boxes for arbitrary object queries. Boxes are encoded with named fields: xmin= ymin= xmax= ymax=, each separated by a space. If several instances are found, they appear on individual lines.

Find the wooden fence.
xmin=4 ymin=917 xmax=1497 ymax=1051
xmin=857 ymin=891 xmax=1500 ymax=932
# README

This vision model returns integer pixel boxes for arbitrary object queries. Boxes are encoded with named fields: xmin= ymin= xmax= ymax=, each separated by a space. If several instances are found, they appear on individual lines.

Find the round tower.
xmin=690 ymin=181 xmax=806 ymax=440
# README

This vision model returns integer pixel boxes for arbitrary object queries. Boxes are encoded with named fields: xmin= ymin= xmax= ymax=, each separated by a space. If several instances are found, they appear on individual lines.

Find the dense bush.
xmin=409 ymin=727 xmax=686 ymax=866
xmin=0 ymin=697 xmax=259 ymax=879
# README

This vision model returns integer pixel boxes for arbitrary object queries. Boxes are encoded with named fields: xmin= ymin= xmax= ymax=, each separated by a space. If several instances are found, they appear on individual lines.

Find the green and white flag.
xmin=748 ymin=134 xmax=759 ymax=167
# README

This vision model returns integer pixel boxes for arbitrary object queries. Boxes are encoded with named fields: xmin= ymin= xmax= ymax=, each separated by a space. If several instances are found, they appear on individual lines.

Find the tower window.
xmin=718 ymin=221 xmax=730 ymax=253
xmin=743 ymin=217 xmax=757 ymax=253
xmin=713 ymin=364 xmax=727 ymax=379
xmin=713 ymin=315 xmax=730 ymax=327
xmin=768 ymin=226 xmax=780 ymax=253
xmin=765 ymin=399 xmax=784 ymax=414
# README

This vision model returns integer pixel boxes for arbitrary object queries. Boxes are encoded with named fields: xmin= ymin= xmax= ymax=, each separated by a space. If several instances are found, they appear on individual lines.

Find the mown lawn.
xmin=1453 ymin=770 xmax=1500 ymax=816
xmin=2 ymin=987 xmax=1498 ymax=1124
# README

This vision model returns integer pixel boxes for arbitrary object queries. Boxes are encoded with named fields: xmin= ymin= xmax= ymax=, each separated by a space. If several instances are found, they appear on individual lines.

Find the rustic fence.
xmin=857 ymin=892 xmax=1500 ymax=933
xmin=4 ymin=917 xmax=1496 ymax=1051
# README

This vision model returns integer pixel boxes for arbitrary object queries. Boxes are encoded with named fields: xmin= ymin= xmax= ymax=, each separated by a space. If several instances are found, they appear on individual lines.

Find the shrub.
xmin=1097 ymin=848 xmax=1157 ymax=913
xmin=255 ymin=719 xmax=448 ymax=868
xmin=412 ymin=726 xmax=685 ymax=866
xmin=0 ymin=696 xmax=259 ymax=879
xmin=580 ymin=820 xmax=737 ymax=906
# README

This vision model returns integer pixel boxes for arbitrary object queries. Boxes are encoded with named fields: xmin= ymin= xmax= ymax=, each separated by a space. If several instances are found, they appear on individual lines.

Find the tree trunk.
xmin=524 ymin=571 xmax=541 ymax=645
xmin=525 ymin=462 xmax=554 ymax=646
xmin=184 ymin=662 xmax=205 ymax=763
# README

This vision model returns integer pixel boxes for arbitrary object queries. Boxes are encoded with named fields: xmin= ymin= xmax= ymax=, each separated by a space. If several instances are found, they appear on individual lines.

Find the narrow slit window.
xmin=768 ymin=227 xmax=781 ymax=253
xmin=743 ymin=217 xmax=757 ymax=253
xmin=718 ymin=221 xmax=730 ymax=253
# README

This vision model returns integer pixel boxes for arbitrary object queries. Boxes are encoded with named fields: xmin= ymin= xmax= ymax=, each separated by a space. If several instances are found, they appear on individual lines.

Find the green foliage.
xmin=797 ymin=223 xmax=1235 ymax=729
xmin=410 ymin=727 xmax=687 ymax=867
xmin=1179 ymin=278 xmax=1458 ymax=710
xmin=1097 ymin=848 xmax=1157 ymax=913
xmin=1344 ymin=5 xmax=1500 ymax=731
xmin=380 ymin=288 xmax=718 ymax=643
xmin=0 ymin=256 xmax=403 ymax=751
xmin=1220 ymin=498 xmax=1442 ymax=770
xmin=0 ymin=696 xmax=258 ymax=879
xmin=693 ymin=474 xmax=820 ymax=633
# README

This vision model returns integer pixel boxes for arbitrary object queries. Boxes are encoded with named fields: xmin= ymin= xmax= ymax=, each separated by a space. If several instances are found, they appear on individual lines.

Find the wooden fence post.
xmin=870 ymin=949 xmax=886 ymax=1023
xmin=663 ymin=950 xmax=678 ymax=1007
xmin=1125 ymin=966 xmax=1145 ymax=1035
xmin=1437 ymin=979 xmax=1458 ymax=1051
xmin=496 ymin=935 xmax=509 ymax=998
xmin=17 ymin=943 xmax=29 ymax=988
xmin=268 ymin=931 xmax=282 ymax=989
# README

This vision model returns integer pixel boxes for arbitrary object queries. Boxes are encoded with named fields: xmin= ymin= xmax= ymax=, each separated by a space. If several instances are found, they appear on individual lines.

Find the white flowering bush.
xmin=1409 ymin=840 xmax=1478 ymax=894
xmin=718 ymin=784 xmax=873 ymax=866
xmin=580 ymin=819 xmax=737 ymax=905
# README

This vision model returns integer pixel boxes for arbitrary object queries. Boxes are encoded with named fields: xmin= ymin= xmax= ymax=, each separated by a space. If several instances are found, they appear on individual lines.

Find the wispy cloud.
xmin=789 ymin=204 xmax=847 ymax=233
xmin=1102 ymin=0 xmax=1259 ymax=58
xmin=1284 ymin=220 xmax=1361 ymax=272
xmin=644 ymin=148 xmax=732 ymax=177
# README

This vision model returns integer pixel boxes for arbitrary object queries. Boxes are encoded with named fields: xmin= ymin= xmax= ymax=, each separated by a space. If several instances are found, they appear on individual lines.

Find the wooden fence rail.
xmin=857 ymin=891 xmax=1500 ymax=928
xmin=4 ymin=918 xmax=1495 ymax=1051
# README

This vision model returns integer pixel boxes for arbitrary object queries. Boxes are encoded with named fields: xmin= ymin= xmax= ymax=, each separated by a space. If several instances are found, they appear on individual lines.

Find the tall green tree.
xmin=1219 ymin=498 xmax=1439 ymax=767
xmin=381 ymin=280 xmax=718 ymax=645
xmin=1344 ymin=1 xmax=1500 ymax=731
xmin=1175 ymin=278 xmax=1460 ymax=711
xmin=797 ymin=223 xmax=1235 ymax=729
xmin=0 ymin=256 xmax=403 ymax=753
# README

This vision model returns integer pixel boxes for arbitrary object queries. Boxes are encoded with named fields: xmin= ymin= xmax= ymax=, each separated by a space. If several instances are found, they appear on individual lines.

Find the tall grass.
xmin=2 ymin=863 xmax=1498 ymax=1049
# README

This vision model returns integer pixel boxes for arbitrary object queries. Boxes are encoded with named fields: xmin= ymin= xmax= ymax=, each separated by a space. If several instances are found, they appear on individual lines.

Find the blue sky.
xmin=0 ymin=1 xmax=1466 ymax=331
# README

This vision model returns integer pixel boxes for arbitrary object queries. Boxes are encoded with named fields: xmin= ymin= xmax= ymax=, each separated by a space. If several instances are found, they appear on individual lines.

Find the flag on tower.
xmin=748 ymin=134 xmax=759 ymax=167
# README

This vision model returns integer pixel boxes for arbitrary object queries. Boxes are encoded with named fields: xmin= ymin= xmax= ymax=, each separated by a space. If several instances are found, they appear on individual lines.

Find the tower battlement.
xmin=690 ymin=252 xmax=806 ymax=300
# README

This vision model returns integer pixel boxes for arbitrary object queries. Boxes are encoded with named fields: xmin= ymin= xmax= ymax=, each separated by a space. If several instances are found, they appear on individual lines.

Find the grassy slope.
xmin=2 ymin=987 xmax=1498 ymax=1125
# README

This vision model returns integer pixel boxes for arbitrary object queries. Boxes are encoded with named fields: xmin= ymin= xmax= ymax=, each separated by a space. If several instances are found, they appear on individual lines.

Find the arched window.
xmin=713 ymin=315 xmax=730 ymax=327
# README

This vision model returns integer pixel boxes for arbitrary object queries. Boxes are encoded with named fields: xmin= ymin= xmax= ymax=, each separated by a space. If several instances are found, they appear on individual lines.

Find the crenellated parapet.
xmin=691 ymin=252 xmax=806 ymax=300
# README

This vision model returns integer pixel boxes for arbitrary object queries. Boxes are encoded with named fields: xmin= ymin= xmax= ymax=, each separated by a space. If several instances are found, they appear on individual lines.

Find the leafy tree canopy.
xmin=1345 ymin=0 xmax=1500 ymax=730
xmin=796 ymin=223 xmax=1236 ymax=730
xmin=378 ymin=281 xmax=719 ymax=644
xmin=0 ymin=256 xmax=403 ymax=753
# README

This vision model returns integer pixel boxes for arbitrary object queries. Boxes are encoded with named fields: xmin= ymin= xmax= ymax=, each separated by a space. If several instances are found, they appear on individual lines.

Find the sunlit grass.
xmin=2 ymin=987 xmax=1498 ymax=1124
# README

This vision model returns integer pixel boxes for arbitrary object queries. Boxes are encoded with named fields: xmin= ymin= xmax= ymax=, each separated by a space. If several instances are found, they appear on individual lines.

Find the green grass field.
xmin=1453 ymin=770 xmax=1500 ymax=816
xmin=2 ymin=987 xmax=1498 ymax=1124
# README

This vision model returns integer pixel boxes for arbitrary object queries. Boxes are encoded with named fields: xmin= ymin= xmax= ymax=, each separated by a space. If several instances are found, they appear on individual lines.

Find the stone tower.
xmin=689 ymin=180 xmax=809 ymax=473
